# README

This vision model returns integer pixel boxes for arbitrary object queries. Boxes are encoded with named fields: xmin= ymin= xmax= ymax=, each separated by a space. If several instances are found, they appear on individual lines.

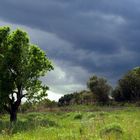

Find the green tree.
xmin=87 ymin=75 xmax=111 ymax=104
xmin=113 ymin=67 xmax=140 ymax=102
xmin=0 ymin=26 xmax=53 ymax=122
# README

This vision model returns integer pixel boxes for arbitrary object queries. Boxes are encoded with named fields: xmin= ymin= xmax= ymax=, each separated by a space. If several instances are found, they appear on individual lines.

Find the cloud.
xmin=0 ymin=20 xmax=89 ymax=95
xmin=0 ymin=0 xmax=140 ymax=100
xmin=47 ymin=91 xmax=63 ymax=101
xmin=42 ymin=63 xmax=89 ymax=94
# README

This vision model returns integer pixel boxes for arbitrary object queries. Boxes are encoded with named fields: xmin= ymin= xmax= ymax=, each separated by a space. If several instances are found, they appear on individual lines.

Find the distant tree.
xmin=58 ymin=94 xmax=73 ymax=106
xmin=20 ymin=99 xmax=57 ymax=113
xmin=0 ymin=26 xmax=53 ymax=122
xmin=113 ymin=67 xmax=140 ymax=102
xmin=58 ymin=90 xmax=93 ymax=106
xmin=112 ymin=87 xmax=124 ymax=102
xmin=38 ymin=98 xmax=57 ymax=108
xmin=87 ymin=75 xmax=111 ymax=104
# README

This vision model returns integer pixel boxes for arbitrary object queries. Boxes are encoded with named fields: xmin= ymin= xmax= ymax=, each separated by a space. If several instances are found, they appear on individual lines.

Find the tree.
xmin=112 ymin=86 xmax=124 ymax=102
xmin=58 ymin=90 xmax=93 ymax=106
xmin=113 ymin=67 xmax=140 ymax=102
xmin=58 ymin=94 xmax=73 ymax=106
xmin=0 ymin=26 xmax=53 ymax=122
xmin=87 ymin=75 xmax=111 ymax=104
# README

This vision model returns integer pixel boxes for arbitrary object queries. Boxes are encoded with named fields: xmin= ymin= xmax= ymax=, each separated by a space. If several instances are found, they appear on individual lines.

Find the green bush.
xmin=100 ymin=123 xmax=123 ymax=138
xmin=74 ymin=113 xmax=83 ymax=120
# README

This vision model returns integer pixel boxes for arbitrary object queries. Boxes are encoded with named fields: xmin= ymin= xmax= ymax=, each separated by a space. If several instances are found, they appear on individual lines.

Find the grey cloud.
xmin=0 ymin=0 xmax=140 ymax=94
xmin=42 ymin=62 xmax=89 ymax=94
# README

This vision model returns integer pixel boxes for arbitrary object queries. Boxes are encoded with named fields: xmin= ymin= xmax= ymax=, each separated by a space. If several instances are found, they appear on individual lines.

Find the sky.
xmin=0 ymin=0 xmax=140 ymax=101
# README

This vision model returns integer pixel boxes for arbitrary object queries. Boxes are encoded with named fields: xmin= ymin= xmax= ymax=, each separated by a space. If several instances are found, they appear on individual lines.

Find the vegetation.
xmin=58 ymin=90 xmax=93 ymax=106
xmin=87 ymin=75 xmax=112 ymax=104
xmin=0 ymin=106 xmax=140 ymax=140
xmin=58 ymin=76 xmax=112 ymax=106
xmin=59 ymin=70 xmax=140 ymax=106
xmin=0 ymin=26 xmax=53 ymax=122
xmin=1 ymin=26 xmax=140 ymax=140
xmin=113 ymin=67 xmax=140 ymax=102
xmin=20 ymin=99 xmax=58 ymax=113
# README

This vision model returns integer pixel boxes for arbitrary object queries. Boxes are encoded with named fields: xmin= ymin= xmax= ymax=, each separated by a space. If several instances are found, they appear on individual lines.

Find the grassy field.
xmin=0 ymin=106 xmax=140 ymax=140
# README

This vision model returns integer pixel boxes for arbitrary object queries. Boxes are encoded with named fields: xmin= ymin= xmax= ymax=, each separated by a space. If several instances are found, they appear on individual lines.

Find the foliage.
xmin=58 ymin=90 xmax=93 ymax=106
xmin=87 ymin=75 xmax=112 ymax=104
xmin=20 ymin=99 xmax=58 ymax=113
xmin=0 ymin=113 xmax=57 ymax=134
xmin=35 ymin=98 xmax=58 ymax=109
xmin=100 ymin=123 xmax=123 ymax=138
xmin=0 ymin=107 xmax=140 ymax=140
xmin=113 ymin=67 xmax=140 ymax=102
xmin=74 ymin=113 xmax=83 ymax=120
xmin=0 ymin=26 xmax=53 ymax=122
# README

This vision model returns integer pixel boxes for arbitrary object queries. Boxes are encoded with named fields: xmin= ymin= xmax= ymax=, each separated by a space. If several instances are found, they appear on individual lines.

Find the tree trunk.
xmin=10 ymin=108 xmax=17 ymax=123
xmin=9 ymin=85 xmax=22 ymax=123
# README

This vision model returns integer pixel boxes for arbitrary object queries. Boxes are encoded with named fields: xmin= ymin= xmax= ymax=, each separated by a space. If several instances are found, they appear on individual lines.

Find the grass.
xmin=0 ymin=106 xmax=140 ymax=140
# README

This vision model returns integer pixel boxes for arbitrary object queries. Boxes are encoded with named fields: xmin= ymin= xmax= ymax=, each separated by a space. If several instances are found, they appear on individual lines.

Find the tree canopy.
xmin=0 ymin=26 xmax=53 ymax=122
xmin=113 ymin=67 xmax=140 ymax=102
xmin=87 ymin=75 xmax=111 ymax=104
xmin=58 ymin=90 xmax=93 ymax=106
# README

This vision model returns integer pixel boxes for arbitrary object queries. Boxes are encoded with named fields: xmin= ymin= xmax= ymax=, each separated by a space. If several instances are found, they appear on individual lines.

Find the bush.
xmin=113 ymin=67 xmax=140 ymax=102
xmin=100 ymin=123 xmax=123 ymax=138
xmin=74 ymin=113 xmax=83 ymax=120
xmin=87 ymin=75 xmax=112 ymax=104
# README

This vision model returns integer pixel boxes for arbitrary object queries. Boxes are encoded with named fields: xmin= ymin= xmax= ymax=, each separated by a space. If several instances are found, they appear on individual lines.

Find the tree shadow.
xmin=0 ymin=115 xmax=58 ymax=134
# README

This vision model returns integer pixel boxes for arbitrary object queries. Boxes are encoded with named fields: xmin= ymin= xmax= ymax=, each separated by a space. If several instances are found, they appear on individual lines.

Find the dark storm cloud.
xmin=0 ymin=0 xmax=140 ymax=90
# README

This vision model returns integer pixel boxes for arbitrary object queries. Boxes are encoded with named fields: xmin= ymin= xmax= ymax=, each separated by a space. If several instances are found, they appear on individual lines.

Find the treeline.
xmin=16 ymin=66 xmax=140 ymax=113
xmin=19 ymin=99 xmax=58 ymax=113
xmin=58 ymin=67 xmax=140 ymax=106
xmin=58 ymin=90 xmax=94 ymax=106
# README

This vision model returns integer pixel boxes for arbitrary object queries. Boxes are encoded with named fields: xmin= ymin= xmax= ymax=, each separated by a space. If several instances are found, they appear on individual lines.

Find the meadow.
xmin=0 ymin=106 xmax=140 ymax=140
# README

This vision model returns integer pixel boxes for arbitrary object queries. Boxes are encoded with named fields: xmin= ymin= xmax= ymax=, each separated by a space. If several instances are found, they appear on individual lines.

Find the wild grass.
xmin=0 ymin=106 xmax=140 ymax=140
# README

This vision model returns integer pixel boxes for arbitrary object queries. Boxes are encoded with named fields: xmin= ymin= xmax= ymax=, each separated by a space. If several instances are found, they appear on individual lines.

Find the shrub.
xmin=100 ymin=123 xmax=123 ymax=138
xmin=87 ymin=75 xmax=112 ymax=104
xmin=74 ymin=113 xmax=83 ymax=120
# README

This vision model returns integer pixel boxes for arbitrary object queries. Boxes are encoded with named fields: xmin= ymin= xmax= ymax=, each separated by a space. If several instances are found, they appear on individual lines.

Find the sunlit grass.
xmin=0 ymin=106 xmax=140 ymax=140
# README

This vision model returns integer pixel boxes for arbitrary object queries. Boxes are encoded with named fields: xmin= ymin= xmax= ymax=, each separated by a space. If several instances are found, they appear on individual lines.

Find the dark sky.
xmin=0 ymin=0 xmax=140 ymax=100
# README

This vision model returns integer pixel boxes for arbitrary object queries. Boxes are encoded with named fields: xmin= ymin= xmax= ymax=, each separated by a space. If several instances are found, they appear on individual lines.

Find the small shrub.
xmin=74 ymin=113 xmax=83 ymax=120
xmin=0 ymin=120 xmax=10 ymax=134
xmin=88 ymin=113 xmax=96 ymax=119
xmin=100 ymin=123 xmax=123 ymax=138
xmin=79 ymin=127 xmax=84 ymax=135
